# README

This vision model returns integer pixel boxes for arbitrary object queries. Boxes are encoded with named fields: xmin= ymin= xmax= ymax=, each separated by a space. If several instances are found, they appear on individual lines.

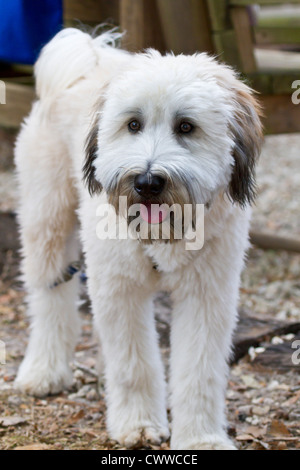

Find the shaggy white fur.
xmin=14 ymin=28 xmax=263 ymax=450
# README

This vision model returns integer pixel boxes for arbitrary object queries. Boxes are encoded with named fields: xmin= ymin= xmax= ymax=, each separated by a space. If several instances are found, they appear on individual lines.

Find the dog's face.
xmin=84 ymin=51 xmax=263 ymax=239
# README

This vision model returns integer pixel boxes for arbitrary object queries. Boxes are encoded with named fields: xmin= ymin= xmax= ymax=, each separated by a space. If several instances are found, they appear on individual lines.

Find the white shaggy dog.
xmin=14 ymin=28 xmax=263 ymax=450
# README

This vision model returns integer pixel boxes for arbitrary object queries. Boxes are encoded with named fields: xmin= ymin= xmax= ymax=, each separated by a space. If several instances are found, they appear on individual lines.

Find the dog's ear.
xmin=228 ymin=85 xmax=263 ymax=207
xmin=83 ymin=113 xmax=103 ymax=196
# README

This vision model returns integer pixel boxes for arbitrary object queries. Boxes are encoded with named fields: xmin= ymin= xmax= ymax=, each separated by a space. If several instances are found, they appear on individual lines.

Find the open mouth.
xmin=140 ymin=202 xmax=169 ymax=224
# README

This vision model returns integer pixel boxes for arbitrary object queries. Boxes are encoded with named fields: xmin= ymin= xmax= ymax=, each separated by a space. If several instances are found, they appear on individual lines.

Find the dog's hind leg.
xmin=14 ymin=104 xmax=81 ymax=397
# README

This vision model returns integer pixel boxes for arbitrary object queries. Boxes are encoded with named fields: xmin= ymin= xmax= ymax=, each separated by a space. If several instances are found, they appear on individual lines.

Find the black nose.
xmin=134 ymin=173 xmax=165 ymax=198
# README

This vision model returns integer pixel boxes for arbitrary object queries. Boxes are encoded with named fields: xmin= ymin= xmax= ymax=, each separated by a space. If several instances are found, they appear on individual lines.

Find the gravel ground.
xmin=0 ymin=133 xmax=299 ymax=450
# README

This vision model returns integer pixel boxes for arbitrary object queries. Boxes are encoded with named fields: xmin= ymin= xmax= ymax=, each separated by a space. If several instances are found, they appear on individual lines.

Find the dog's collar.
xmin=50 ymin=260 xmax=158 ymax=289
xmin=50 ymin=261 xmax=82 ymax=289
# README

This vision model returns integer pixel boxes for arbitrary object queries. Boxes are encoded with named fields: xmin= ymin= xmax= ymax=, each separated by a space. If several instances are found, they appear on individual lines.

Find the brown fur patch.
xmin=228 ymin=88 xmax=264 ymax=207
xmin=83 ymin=94 xmax=108 ymax=196
xmin=82 ymin=114 xmax=103 ymax=196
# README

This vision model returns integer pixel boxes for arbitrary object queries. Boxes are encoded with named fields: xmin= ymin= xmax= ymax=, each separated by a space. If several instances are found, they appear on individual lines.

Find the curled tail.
xmin=35 ymin=27 xmax=123 ymax=100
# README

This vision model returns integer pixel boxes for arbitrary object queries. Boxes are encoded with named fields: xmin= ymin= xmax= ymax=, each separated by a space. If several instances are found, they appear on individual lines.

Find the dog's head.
xmin=83 ymin=51 xmax=263 ymax=240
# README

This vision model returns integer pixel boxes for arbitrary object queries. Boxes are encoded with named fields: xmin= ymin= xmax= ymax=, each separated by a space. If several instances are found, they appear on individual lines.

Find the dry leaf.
xmin=81 ymin=428 xmax=98 ymax=438
xmin=69 ymin=409 xmax=85 ymax=424
xmin=269 ymin=420 xmax=291 ymax=437
xmin=281 ymin=390 xmax=300 ymax=407
xmin=244 ymin=425 xmax=267 ymax=439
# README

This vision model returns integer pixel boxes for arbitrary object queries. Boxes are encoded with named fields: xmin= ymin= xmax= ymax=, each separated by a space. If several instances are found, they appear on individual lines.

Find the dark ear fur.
xmin=83 ymin=116 xmax=103 ymax=196
xmin=228 ymin=88 xmax=263 ymax=207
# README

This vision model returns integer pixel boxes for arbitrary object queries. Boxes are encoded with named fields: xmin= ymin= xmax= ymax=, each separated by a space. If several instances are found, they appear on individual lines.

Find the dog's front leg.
xmin=169 ymin=264 xmax=239 ymax=450
xmin=85 ymin=240 xmax=169 ymax=448
xmin=94 ymin=289 xmax=169 ymax=448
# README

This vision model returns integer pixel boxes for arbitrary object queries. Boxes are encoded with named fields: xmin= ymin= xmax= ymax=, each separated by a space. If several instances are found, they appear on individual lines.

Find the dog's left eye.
xmin=128 ymin=120 xmax=141 ymax=133
xmin=178 ymin=122 xmax=194 ymax=134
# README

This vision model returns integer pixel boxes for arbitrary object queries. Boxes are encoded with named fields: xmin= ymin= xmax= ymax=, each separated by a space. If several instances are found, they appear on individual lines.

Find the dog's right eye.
xmin=128 ymin=120 xmax=141 ymax=133
xmin=178 ymin=122 xmax=194 ymax=134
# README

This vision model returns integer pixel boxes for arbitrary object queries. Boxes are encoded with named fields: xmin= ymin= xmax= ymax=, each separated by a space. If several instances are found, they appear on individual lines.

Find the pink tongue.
xmin=140 ymin=203 xmax=168 ymax=224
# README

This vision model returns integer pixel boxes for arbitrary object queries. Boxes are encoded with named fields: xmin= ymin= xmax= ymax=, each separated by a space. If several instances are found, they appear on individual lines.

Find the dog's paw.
xmin=114 ymin=423 xmax=170 ymax=449
xmin=172 ymin=434 xmax=237 ymax=451
xmin=15 ymin=358 xmax=73 ymax=397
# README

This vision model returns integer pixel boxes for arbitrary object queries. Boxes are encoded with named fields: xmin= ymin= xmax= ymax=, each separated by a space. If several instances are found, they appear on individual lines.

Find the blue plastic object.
xmin=0 ymin=0 xmax=63 ymax=65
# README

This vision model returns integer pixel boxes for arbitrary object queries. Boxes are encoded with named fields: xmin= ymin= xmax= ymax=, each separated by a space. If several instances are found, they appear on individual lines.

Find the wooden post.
xmin=120 ymin=0 xmax=166 ymax=52
xmin=120 ymin=0 xmax=145 ymax=51
xmin=156 ymin=0 xmax=214 ymax=54
xmin=64 ymin=0 xmax=120 ymax=25
xmin=207 ymin=0 xmax=229 ymax=32
xmin=230 ymin=6 xmax=257 ymax=73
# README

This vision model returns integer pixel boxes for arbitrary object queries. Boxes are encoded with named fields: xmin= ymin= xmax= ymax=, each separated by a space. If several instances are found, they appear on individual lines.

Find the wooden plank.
xmin=248 ymin=72 xmax=300 ymax=94
xmin=153 ymin=289 xmax=300 ymax=365
xmin=258 ymin=14 xmax=300 ymax=29
xmin=156 ymin=0 xmax=214 ymax=54
xmin=231 ymin=7 xmax=257 ymax=73
xmin=250 ymin=231 xmax=300 ymax=253
xmin=233 ymin=310 xmax=300 ymax=363
xmin=259 ymin=94 xmax=300 ymax=134
xmin=206 ymin=0 xmax=229 ymax=32
xmin=230 ymin=0 xmax=300 ymax=6
xmin=255 ymin=48 xmax=300 ymax=72
xmin=64 ymin=0 xmax=120 ymax=24
xmin=253 ymin=334 xmax=300 ymax=372
xmin=0 ymin=83 xmax=35 ymax=129
xmin=255 ymin=27 xmax=300 ymax=45
xmin=0 ymin=63 xmax=33 ymax=79
xmin=273 ymin=73 xmax=300 ymax=94
xmin=247 ymin=74 xmax=273 ymax=94
xmin=213 ymin=30 xmax=242 ymax=68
